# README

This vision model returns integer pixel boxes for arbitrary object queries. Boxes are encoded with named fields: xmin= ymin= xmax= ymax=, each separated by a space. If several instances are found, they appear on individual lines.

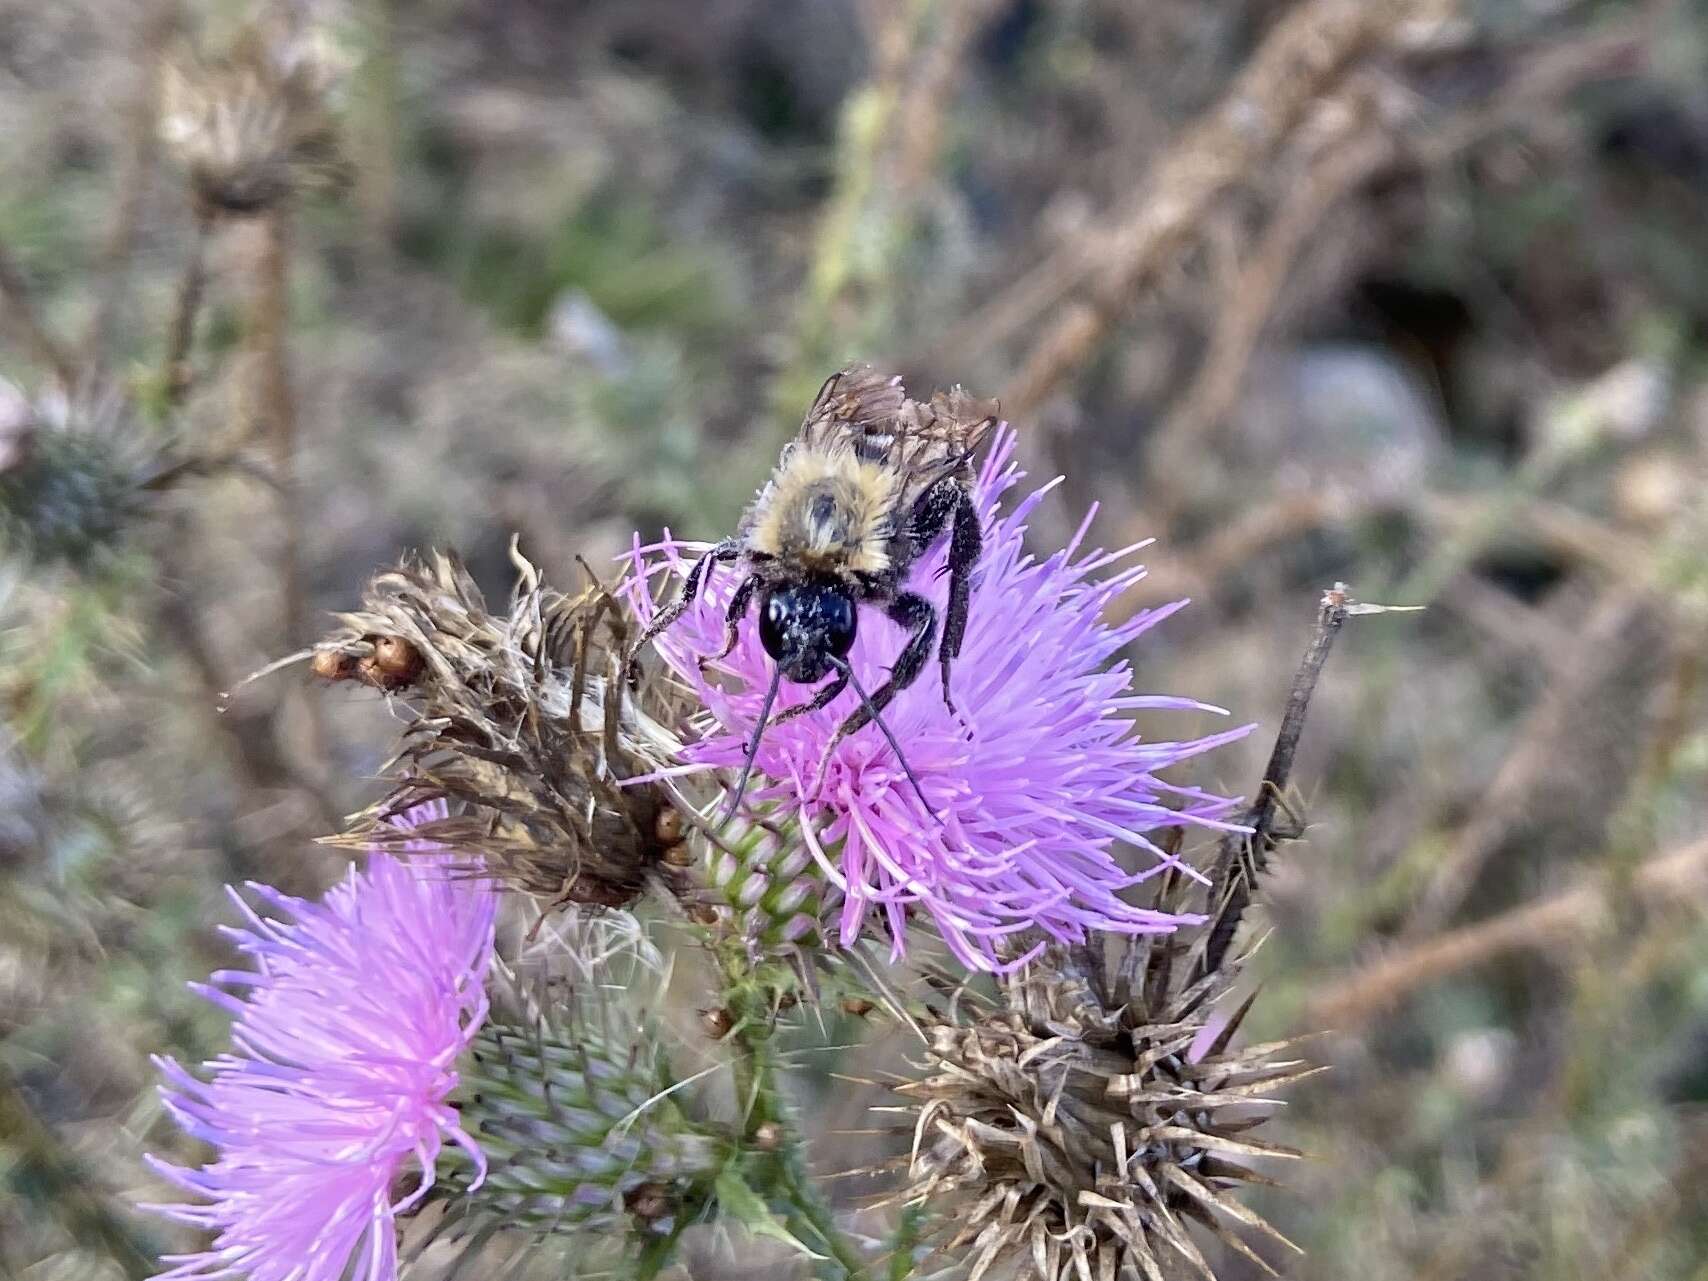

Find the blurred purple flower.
xmin=629 ymin=431 xmax=1252 ymax=970
xmin=145 ymin=801 xmax=496 ymax=1281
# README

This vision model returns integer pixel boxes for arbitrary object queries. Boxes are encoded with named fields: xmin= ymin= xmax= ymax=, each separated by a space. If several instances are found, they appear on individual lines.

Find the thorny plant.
xmin=142 ymin=353 xmax=1362 ymax=1281
xmin=0 ymin=7 xmax=1367 ymax=1275
xmin=5 ymin=3 xmax=1706 ymax=1280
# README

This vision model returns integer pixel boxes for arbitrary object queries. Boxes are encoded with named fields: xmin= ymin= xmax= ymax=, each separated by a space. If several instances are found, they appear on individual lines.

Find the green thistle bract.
xmin=449 ymin=1023 xmax=722 ymax=1235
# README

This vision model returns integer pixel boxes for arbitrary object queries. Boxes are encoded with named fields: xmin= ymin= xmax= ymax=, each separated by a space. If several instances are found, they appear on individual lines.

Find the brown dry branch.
xmin=162 ymin=206 xmax=214 ymax=409
xmin=84 ymin=0 xmax=178 ymax=376
xmin=1199 ymin=584 xmax=1352 ymax=979
xmin=1400 ymin=591 xmax=1652 ymax=938
xmin=1419 ymin=491 xmax=1661 ymax=590
xmin=1141 ymin=127 xmax=1396 ymax=516
xmin=889 ymin=0 xmax=1003 ymax=194
xmin=317 ymin=546 xmax=691 ymax=918
xmin=1309 ymin=832 xmax=1708 ymax=1028
xmin=1114 ymin=420 xmax=1667 ymax=628
xmin=937 ymin=0 xmax=1455 ymax=414
xmin=1143 ymin=16 xmax=1656 ymax=510
xmin=1112 ymin=489 xmax=1355 ymax=621
xmin=1436 ymin=571 xmax=1580 ymax=678
xmin=247 ymin=209 xmax=304 ymax=649
xmin=0 ymin=244 xmax=77 ymax=390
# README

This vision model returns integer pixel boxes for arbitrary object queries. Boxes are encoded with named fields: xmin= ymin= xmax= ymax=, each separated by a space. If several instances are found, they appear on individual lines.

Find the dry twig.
xmin=1146 ymin=16 xmax=1655 ymax=496
xmin=0 ymin=244 xmax=77 ymax=389
xmin=1199 ymin=584 xmax=1352 ymax=978
xmin=162 ymin=207 xmax=215 ymax=408
xmin=84 ymin=0 xmax=178 ymax=375
xmin=1400 ymin=591 xmax=1651 ymax=938
xmin=1310 ymin=832 xmax=1708 ymax=1028
xmin=938 ymin=0 xmax=1452 ymax=414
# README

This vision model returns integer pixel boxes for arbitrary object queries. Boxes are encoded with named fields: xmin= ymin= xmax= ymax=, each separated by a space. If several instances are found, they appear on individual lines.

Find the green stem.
xmin=721 ymin=967 xmax=870 ymax=1280
xmin=886 ymin=1203 xmax=925 ymax=1281
xmin=780 ymin=1157 xmax=871 ymax=1281
xmin=633 ymin=1225 xmax=687 ymax=1281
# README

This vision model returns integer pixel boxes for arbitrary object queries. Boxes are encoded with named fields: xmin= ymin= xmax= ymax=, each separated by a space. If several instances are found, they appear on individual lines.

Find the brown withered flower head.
xmin=897 ymin=907 xmax=1317 ymax=1281
xmin=317 ymin=543 xmax=693 ymax=918
xmin=158 ymin=13 xmax=345 ymax=216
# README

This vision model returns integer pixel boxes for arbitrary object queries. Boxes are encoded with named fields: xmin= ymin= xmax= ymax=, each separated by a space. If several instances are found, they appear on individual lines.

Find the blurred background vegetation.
xmin=2 ymin=0 xmax=1708 ymax=1277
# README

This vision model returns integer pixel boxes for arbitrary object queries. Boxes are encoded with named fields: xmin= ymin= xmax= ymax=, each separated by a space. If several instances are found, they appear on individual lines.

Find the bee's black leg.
xmin=937 ymin=491 xmax=982 ymax=714
xmin=828 ymin=592 xmax=935 ymax=745
xmin=626 ymin=539 xmax=740 ymax=686
xmin=699 ymin=572 xmax=761 ymax=671
xmin=903 ymin=478 xmax=983 ymax=712
xmin=772 ymin=666 xmax=850 ymax=726
xmin=809 ymin=600 xmax=939 ymax=813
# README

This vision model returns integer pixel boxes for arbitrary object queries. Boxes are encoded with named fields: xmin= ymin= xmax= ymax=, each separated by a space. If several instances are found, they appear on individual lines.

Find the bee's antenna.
xmin=830 ymin=657 xmax=937 ymax=818
xmin=720 ymin=662 xmax=784 ymax=827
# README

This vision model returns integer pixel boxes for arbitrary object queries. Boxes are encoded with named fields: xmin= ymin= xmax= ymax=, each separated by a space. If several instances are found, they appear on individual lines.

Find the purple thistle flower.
xmin=628 ymin=430 xmax=1253 ymax=971
xmin=145 ymin=801 xmax=496 ymax=1281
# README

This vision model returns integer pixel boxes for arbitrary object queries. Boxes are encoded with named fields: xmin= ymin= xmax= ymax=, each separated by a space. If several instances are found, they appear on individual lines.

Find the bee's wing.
xmin=792 ymin=365 xmax=1001 ymax=505
xmin=893 ymin=386 xmax=1002 ymax=506
xmin=796 ymin=364 xmax=909 ymax=460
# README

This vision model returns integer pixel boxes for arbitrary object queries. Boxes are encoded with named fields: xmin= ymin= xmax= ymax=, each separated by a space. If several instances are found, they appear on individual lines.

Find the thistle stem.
xmin=163 ymin=206 xmax=214 ymax=409
xmin=1199 ymin=584 xmax=1350 ymax=978
xmin=723 ymin=978 xmax=869 ymax=1281
xmin=781 ymin=1156 xmax=871 ymax=1281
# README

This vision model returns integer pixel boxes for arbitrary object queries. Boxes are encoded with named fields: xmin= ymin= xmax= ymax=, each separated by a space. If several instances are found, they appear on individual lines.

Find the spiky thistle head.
xmin=896 ymin=921 xmax=1316 ymax=1281
xmin=0 ymin=382 xmax=156 ymax=572
xmin=628 ymin=414 xmax=1252 ymax=971
xmin=422 ymin=913 xmax=726 ymax=1252
xmin=318 ymin=544 xmax=693 ymax=917
xmin=158 ymin=13 xmax=345 ymax=215
xmin=144 ymin=802 xmax=498 ymax=1281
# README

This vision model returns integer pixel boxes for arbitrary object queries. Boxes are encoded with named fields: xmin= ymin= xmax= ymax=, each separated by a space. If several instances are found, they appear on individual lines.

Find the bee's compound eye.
xmin=823 ymin=591 xmax=856 ymax=658
xmin=759 ymin=591 xmax=789 ymax=660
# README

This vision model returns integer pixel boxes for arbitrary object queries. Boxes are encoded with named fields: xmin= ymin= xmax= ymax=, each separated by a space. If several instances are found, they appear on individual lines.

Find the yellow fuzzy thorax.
xmin=747 ymin=444 xmax=900 ymax=575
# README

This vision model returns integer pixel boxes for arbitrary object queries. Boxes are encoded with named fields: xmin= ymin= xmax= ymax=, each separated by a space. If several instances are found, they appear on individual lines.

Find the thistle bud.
xmin=703 ymin=814 xmax=830 ymax=952
xmin=309 ymin=647 xmax=358 ymax=681
xmin=448 ymin=1022 xmax=722 ymax=1234
xmin=698 ymin=1007 xmax=734 ymax=1040
xmin=0 ymin=386 xmax=149 ymax=571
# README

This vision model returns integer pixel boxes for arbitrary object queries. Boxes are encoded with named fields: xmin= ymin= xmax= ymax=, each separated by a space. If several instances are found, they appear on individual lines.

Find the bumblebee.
xmin=628 ymin=365 xmax=998 ymax=817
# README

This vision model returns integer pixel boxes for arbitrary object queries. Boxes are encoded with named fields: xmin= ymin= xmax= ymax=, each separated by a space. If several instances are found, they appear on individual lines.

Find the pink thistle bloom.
xmin=628 ymin=431 xmax=1253 ymax=971
xmin=145 ymin=801 xmax=496 ymax=1281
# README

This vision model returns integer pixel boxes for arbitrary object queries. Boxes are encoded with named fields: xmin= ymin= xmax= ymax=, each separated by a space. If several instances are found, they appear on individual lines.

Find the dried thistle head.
xmin=897 ymin=921 xmax=1317 ymax=1281
xmin=158 ymin=14 xmax=345 ymax=215
xmin=319 ymin=543 xmax=693 ymax=917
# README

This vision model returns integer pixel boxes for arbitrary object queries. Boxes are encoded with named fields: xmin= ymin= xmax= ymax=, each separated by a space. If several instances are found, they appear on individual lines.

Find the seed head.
xmin=896 ymin=934 xmax=1317 ymax=1281
xmin=158 ymin=16 xmax=345 ymax=216
xmin=320 ymin=545 xmax=690 ymax=918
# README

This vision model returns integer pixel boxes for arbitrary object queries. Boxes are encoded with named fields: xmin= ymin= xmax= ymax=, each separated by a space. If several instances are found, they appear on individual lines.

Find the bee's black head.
xmin=759 ymin=578 xmax=856 ymax=683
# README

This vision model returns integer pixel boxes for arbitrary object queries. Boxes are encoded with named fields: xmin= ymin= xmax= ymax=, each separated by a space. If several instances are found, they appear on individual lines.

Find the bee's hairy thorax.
xmin=746 ymin=442 xmax=900 ymax=575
